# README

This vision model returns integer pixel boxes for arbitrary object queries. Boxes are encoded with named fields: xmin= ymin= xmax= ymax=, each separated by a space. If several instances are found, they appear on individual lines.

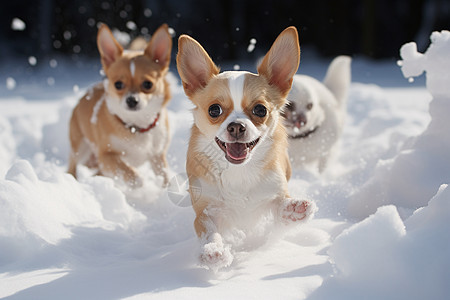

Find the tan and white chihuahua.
xmin=68 ymin=24 xmax=172 ymax=187
xmin=177 ymin=27 xmax=316 ymax=270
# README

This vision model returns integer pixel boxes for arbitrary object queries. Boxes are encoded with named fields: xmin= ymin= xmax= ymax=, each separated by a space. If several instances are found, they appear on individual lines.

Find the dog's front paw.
xmin=281 ymin=198 xmax=317 ymax=224
xmin=128 ymin=176 xmax=143 ymax=188
xmin=121 ymin=170 xmax=143 ymax=188
xmin=199 ymin=233 xmax=233 ymax=271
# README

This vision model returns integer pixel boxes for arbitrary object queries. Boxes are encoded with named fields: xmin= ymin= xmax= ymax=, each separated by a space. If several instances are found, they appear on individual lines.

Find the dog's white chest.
xmin=219 ymin=166 xmax=283 ymax=207
xmin=109 ymin=123 xmax=167 ymax=166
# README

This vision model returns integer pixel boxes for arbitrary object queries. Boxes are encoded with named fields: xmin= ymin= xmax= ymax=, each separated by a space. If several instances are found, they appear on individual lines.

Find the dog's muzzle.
xmin=126 ymin=95 xmax=139 ymax=110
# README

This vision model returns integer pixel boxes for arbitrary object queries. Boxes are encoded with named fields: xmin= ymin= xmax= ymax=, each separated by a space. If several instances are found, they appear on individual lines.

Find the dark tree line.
xmin=1 ymin=0 xmax=449 ymax=64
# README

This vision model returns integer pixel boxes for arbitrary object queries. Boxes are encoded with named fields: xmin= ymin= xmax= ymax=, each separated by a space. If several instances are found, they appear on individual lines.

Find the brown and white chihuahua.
xmin=68 ymin=24 xmax=172 ymax=187
xmin=177 ymin=27 xmax=316 ymax=270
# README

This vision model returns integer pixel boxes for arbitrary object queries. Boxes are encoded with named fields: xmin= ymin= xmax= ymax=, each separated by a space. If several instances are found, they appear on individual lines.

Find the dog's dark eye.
xmin=253 ymin=104 xmax=267 ymax=118
xmin=114 ymin=81 xmax=124 ymax=90
xmin=306 ymin=103 xmax=313 ymax=110
xmin=142 ymin=80 xmax=153 ymax=90
xmin=286 ymin=101 xmax=295 ymax=111
xmin=208 ymin=104 xmax=223 ymax=118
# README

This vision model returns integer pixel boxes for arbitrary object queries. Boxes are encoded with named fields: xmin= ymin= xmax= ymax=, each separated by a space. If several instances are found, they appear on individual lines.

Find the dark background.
xmin=1 ymin=0 xmax=449 ymax=65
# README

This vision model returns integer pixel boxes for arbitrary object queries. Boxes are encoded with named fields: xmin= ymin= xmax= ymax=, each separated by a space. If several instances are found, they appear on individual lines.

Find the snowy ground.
xmin=0 ymin=32 xmax=449 ymax=300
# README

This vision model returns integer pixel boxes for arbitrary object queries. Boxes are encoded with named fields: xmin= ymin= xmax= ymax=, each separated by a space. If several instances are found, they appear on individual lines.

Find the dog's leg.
xmin=68 ymin=115 xmax=83 ymax=178
xmin=150 ymin=154 xmax=169 ymax=187
xmin=68 ymin=152 xmax=78 ymax=178
xmin=98 ymin=152 xmax=142 ymax=187
xmin=199 ymin=231 xmax=233 ymax=271
xmin=192 ymin=198 xmax=233 ymax=271
xmin=278 ymin=197 xmax=317 ymax=224
xmin=68 ymin=141 xmax=97 ymax=178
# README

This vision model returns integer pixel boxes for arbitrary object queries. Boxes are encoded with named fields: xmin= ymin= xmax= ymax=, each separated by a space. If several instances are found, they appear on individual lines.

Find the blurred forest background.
xmin=0 ymin=0 xmax=449 ymax=65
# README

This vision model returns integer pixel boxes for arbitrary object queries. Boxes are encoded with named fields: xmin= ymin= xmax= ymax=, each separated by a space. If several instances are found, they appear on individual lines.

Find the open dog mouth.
xmin=215 ymin=137 xmax=260 ymax=164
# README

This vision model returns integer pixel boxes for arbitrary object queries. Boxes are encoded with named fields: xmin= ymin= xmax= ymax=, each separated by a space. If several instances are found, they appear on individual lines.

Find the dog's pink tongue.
xmin=226 ymin=143 xmax=248 ymax=160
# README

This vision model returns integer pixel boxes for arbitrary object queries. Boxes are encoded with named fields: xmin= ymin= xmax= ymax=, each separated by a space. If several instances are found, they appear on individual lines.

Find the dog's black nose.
xmin=126 ymin=96 xmax=139 ymax=109
xmin=227 ymin=122 xmax=246 ymax=139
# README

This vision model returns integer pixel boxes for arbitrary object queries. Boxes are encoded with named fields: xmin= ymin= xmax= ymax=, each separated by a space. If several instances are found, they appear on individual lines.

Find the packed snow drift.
xmin=0 ymin=31 xmax=449 ymax=299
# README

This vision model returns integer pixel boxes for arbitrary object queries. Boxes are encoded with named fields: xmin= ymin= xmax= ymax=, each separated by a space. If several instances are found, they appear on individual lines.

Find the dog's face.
xmin=190 ymin=71 xmax=281 ymax=164
xmin=177 ymin=27 xmax=300 ymax=165
xmin=97 ymin=24 xmax=172 ymax=128
xmin=283 ymin=78 xmax=324 ymax=137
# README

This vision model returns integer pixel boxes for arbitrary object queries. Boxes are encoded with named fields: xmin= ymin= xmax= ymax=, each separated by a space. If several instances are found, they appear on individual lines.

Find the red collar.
xmin=136 ymin=113 xmax=160 ymax=133
xmin=116 ymin=113 xmax=160 ymax=134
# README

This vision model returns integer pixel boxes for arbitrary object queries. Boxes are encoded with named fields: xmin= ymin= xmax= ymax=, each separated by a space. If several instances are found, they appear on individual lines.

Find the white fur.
xmin=194 ymin=134 xmax=285 ymax=235
xmin=109 ymin=111 xmax=168 ymax=167
xmin=90 ymin=95 xmax=105 ymax=124
xmin=123 ymin=49 xmax=143 ymax=56
xmin=286 ymin=76 xmax=326 ymax=136
xmin=217 ymin=71 xmax=249 ymax=112
xmin=285 ymin=56 xmax=351 ymax=172
xmin=129 ymin=60 xmax=136 ymax=76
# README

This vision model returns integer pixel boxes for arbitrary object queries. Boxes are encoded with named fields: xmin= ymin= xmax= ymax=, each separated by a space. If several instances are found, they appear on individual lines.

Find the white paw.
xmin=199 ymin=233 xmax=233 ymax=271
xmin=281 ymin=198 xmax=317 ymax=224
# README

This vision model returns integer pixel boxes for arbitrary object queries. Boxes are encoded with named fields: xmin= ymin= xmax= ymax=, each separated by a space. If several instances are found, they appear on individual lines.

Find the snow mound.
xmin=350 ymin=30 xmax=450 ymax=217
xmin=313 ymin=184 xmax=450 ymax=300
xmin=0 ymin=159 xmax=146 ymax=269
xmin=309 ymin=31 xmax=450 ymax=300
xmin=401 ymin=31 xmax=450 ymax=97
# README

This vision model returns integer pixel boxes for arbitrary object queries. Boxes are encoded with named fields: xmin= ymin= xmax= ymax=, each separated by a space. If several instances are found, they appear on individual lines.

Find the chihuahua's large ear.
xmin=145 ymin=24 xmax=173 ymax=69
xmin=97 ymin=24 xmax=123 ymax=71
xmin=176 ymin=35 xmax=220 ymax=98
xmin=257 ymin=26 xmax=300 ymax=97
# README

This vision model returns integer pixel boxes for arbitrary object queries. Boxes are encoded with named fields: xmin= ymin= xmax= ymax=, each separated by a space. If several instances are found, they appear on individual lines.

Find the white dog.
xmin=283 ymin=56 xmax=351 ymax=172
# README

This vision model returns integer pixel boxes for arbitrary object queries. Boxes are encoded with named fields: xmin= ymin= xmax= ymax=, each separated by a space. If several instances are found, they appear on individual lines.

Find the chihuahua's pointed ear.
xmin=257 ymin=26 xmax=300 ymax=97
xmin=97 ymin=24 xmax=123 ymax=71
xmin=176 ymin=35 xmax=220 ymax=98
xmin=145 ymin=24 xmax=173 ymax=69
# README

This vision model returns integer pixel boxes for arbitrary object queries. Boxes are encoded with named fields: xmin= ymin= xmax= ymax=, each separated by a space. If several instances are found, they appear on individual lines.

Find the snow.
xmin=314 ymin=185 xmax=450 ymax=300
xmin=0 ymin=31 xmax=449 ymax=299
xmin=27 ymin=56 xmax=37 ymax=66
xmin=350 ymin=30 xmax=450 ymax=218
xmin=126 ymin=21 xmax=138 ymax=31
xmin=144 ymin=8 xmax=152 ymax=18
xmin=247 ymin=38 xmax=257 ymax=53
xmin=6 ymin=78 xmax=16 ymax=90
xmin=11 ymin=18 xmax=26 ymax=31
xmin=49 ymin=59 xmax=58 ymax=68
